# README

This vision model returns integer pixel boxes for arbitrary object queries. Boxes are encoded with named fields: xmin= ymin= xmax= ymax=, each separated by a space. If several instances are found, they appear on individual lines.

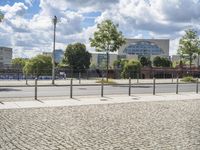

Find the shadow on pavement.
xmin=0 ymin=88 xmax=22 ymax=92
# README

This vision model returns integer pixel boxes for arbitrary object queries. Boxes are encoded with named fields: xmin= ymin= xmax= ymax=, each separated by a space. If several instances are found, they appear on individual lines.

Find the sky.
xmin=0 ymin=0 xmax=200 ymax=58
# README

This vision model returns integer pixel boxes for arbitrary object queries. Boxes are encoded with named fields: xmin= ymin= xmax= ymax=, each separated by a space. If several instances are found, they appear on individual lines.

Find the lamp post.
xmin=52 ymin=16 xmax=57 ymax=85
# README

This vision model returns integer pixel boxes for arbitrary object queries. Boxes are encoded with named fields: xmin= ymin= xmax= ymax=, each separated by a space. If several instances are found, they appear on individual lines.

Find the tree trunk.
xmin=189 ymin=55 xmax=192 ymax=72
xmin=198 ymin=54 xmax=200 ymax=68
xmin=106 ymin=51 xmax=109 ymax=82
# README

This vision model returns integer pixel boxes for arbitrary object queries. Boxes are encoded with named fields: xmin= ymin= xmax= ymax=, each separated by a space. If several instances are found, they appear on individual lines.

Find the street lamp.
xmin=52 ymin=16 xmax=57 ymax=85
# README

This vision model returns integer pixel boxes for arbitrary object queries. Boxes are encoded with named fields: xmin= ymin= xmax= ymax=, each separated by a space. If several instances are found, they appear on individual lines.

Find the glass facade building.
xmin=91 ymin=39 xmax=169 ymax=67
xmin=123 ymin=41 xmax=164 ymax=56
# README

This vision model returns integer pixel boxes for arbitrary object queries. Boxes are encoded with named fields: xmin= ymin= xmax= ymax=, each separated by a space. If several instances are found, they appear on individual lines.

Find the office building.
xmin=91 ymin=38 xmax=170 ymax=68
xmin=0 ymin=47 xmax=12 ymax=68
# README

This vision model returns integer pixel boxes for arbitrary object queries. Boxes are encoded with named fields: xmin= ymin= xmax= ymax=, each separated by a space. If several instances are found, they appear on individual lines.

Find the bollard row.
xmin=33 ymin=77 xmax=200 ymax=100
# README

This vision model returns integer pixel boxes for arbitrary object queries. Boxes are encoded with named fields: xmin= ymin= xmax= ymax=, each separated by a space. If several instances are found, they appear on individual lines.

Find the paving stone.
xmin=0 ymin=100 xmax=200 ymax=149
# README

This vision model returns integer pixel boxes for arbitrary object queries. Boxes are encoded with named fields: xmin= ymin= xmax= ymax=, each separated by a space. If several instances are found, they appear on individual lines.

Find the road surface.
xmin=0 ymin=83 xmax=197 ymax=99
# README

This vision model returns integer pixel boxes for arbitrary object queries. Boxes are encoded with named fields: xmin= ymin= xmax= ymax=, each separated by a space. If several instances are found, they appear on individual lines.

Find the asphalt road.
xmin=0 ymin=83 xmax=197 ymax=98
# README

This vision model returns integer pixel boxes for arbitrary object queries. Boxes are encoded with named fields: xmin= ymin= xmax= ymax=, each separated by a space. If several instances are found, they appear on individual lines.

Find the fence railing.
xmin=1 ymin=68 xmax=200 ymax=80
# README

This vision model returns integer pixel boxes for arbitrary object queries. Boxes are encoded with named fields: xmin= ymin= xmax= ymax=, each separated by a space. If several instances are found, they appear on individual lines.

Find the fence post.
xmin=79 ymin=72 xmax=81 ymax=84
xmin=35 ymin=78 xmax=38 ymax=100
xmin=196 ymin=78 xmax=199 ymax=94
xmin=25 ymin=74 xmax=28 ymax=85
xmin=176 ymin=77 xmax=179 ymax=94
xmin=86 ymin=70 xmax=89 ymax=80
xmin=70 ymin=78 xmax=73 ymax=98
xmin=153 ymin=77 xmax=156 ymax=95
xmin=172 ymin=73 xmax=174 ymax=83
xmin=101 ymin=78 xmax=104 ymax=97
xmin=129 ymin=77 xmax=131 ymax=96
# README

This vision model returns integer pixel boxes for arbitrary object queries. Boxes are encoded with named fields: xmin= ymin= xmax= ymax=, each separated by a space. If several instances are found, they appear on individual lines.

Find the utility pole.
xmin=52 ymin=16 xmax=57 ymax=85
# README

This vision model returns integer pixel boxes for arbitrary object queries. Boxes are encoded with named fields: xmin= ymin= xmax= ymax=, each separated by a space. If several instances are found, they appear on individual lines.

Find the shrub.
xmin=96 ymin=79 xmax=116 ymax=84
xmin=181 ymin=76 xmax=196 ymax=83
xmin=121 ymin=59 xmax=141 ymax=79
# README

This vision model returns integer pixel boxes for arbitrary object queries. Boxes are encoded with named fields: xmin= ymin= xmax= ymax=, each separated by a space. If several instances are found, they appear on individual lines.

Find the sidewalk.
xmin=0 ymin=78 xmax=183 ymax=86
xmin=0 ymin=92 xmax=199 ymax=109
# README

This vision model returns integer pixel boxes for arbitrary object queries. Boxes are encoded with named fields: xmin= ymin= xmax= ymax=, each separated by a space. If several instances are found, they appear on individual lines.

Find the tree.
xmin=121 ymin=59 xmax=141 ymax=79
xmin=196 ymin=46 xmax=200 ymax=68
xmin=12 ymin=58 xmax=28 ymax=69
xmin=62 ymin=43 xmax=91 ymax=72
xmin=178 ymin=29 xmax=200 ymax=69
xmin=139 ymin=56 xmax=152 ymax=67
xmin=23 ymin=55 xmax=52 ymax=77
xmin=90 ymin=19 xmax=126 ymax=81
xmin=153 ymin=56 xmax=171 ymax=67
xmin=113 ymin=59 xmax=128 ymax=69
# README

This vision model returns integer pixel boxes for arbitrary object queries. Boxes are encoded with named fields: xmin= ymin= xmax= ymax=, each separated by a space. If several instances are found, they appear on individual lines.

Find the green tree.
xmin=62 ymin=43 xmax=91 ymax=72
xmin=121 ymin=59 xmax=141 ymax=78
xmin=153 ymin=56 xmax=171 ymax=67
xmin=23 ymin=55 xmax=52 ymax=77
xmin=139 ymin=56 xmax=152 ymax=67
xmin=12 ymin=58 xmax=28 ymax=69
xmin=113 ymin=59 xmax=128 ymax=69
xmin=90 ymin=19 xmax=126 ymax=81
xmin=178 ymin=29 xmax=200 ymax=69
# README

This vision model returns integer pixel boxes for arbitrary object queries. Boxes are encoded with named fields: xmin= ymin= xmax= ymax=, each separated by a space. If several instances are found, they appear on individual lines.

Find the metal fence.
xmin=1 ymin=68 xmax=200 ymax=80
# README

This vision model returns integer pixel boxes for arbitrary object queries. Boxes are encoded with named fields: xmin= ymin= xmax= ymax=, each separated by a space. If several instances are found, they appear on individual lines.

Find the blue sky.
xmin=0 ymin=0 xmax=200 ymax=58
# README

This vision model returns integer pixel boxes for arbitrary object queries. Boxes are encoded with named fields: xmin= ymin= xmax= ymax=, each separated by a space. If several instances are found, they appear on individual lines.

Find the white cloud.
xmin=0 ymin=3 xmax=28 ymax=18
xmin=1 ymin=0 xmax=200 ymax=58
xmin=0 ymin=1 xmax=85 ymax=58
xmin=39 ymin=0 xmax=118 ymax=13
xmin=94 ymin=0 xmax=200 ymax=55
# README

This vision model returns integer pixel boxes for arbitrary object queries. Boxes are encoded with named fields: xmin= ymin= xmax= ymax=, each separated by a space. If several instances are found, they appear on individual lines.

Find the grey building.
xmin=90 ymin=38 xmax=170 ymax=67
xmin=0 ymin=47 xmax=12 ymax=68
xmin=118 ymin=38 xmax=169 ymax=59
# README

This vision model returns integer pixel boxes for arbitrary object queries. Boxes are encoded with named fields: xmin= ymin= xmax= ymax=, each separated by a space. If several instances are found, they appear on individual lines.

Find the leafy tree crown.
xmin=89 ymin=19 xmax=126 ymax=52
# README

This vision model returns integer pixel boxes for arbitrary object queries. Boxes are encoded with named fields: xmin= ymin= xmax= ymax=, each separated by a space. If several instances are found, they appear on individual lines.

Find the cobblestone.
xmin=0 ymin=100 xmax=200 ymax=149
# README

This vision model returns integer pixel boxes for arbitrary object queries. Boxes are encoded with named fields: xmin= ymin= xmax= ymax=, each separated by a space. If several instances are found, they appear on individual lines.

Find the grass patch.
xmin=181 ymin=76 xmax=196 ymax=83
xmin=96 ymin=79 xmax=117 ymax=84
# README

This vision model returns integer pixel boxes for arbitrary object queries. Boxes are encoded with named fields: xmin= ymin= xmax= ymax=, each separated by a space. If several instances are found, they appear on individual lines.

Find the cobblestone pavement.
xmin=0 ymin=100 xmax=200 ymax=150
